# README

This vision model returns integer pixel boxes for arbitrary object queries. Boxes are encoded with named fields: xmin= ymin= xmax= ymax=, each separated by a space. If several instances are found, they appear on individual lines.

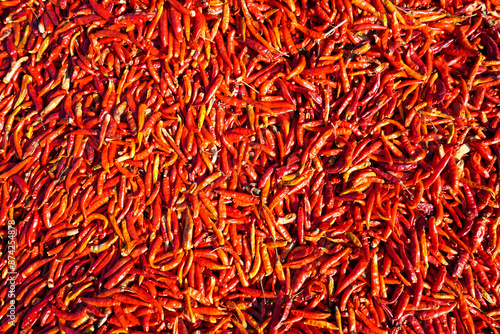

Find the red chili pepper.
xmin=5 ymin=1 xmax=500 ymax=333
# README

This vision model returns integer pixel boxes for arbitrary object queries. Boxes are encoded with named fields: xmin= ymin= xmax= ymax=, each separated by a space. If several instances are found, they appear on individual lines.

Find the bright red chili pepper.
xmin=3 ymin=0 xmax=500 ymax=332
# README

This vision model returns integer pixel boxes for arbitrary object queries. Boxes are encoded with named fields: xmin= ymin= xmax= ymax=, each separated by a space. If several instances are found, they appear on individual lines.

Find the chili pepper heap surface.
xmin=1 ymin=0 xmax=500 ymax=332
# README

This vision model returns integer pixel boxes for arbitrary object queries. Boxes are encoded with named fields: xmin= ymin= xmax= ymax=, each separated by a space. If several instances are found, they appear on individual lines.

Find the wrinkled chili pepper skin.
xmin=2 ymin=0 xmax=500 ymax=333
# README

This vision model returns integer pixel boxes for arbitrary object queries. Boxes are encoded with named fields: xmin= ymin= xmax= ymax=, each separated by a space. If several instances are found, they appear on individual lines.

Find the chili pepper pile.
xmin=2 ymin=0 xmax=500 ymax=332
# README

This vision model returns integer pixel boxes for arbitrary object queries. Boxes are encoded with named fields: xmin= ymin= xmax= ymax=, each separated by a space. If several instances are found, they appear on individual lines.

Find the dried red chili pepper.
xmin=3 ymin=0 xmax=500 ymax=332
